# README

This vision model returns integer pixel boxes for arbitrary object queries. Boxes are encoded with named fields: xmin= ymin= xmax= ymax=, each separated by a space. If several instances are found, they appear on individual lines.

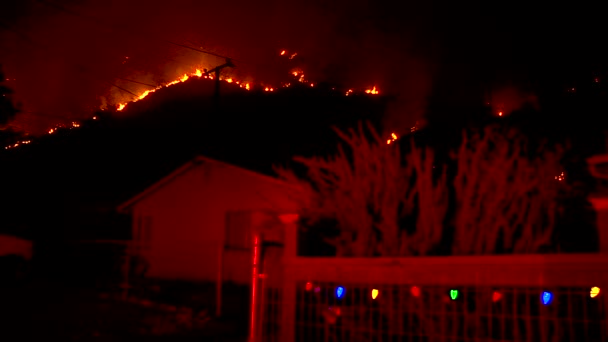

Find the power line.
xmin=105 ymin=81 xmax=138 ymax=97
xmin=33 ymin=0 xmax=235 ymax=62
xmin=0 ymin=20 xmax=143 ymax=99
xmin=117 ymin=78 xmax=157 ymax=88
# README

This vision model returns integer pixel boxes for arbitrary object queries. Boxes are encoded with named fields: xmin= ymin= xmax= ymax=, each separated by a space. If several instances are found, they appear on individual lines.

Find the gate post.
xmin=279 ymin=214 xmax=299 ymax=342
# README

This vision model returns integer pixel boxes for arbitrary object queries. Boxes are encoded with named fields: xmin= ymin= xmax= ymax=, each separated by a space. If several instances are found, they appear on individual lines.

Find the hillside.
xmin=0 ymin=76 xmax=388 ymax=240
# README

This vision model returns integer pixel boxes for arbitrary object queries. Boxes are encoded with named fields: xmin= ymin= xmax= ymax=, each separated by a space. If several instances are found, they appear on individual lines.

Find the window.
xmin=136 ymin=215 xmax=152 ymax=251
xmin=225 ymin=211 xmax=252 ymax=250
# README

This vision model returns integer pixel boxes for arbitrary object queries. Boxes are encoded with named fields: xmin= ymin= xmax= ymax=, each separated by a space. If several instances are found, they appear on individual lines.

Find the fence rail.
xmin=259 ymin=239 xmax=608 ymax=342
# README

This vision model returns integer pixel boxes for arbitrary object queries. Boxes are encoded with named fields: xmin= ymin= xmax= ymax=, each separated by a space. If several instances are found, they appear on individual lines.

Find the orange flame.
xmin=365 ymin=86 xmax=379 ymax=95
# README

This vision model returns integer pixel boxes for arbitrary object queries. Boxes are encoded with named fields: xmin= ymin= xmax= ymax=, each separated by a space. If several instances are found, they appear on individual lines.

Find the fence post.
xmin=279 ymin=214 xmax=299 ymax=342
xmin=121 ymin=241 xmax=132 ymax=301
xmin=249 ymin=234 xmax=260 ymax=342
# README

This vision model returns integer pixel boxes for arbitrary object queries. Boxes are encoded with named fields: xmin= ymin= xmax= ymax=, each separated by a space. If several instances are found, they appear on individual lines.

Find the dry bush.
xmin=276 ymin=122 xmax=564 ymax=256
xmin=275 ymin=122 xmax=447 ymax=256
xmin=452 ymin=125 xmax=564 ymax=254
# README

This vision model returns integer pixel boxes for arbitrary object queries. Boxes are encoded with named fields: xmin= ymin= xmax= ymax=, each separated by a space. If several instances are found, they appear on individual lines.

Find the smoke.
xmin=0 ymin=0 xmax=446 ymax=134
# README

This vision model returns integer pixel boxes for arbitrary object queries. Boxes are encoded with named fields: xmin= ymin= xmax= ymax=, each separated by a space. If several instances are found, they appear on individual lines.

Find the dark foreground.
xmin=0 ymin=279 xmax=248 ymax=341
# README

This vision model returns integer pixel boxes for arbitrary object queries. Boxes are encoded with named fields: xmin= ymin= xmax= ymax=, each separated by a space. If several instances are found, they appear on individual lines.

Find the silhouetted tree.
xmin=276 ymin=121 xmax=448 ymax=256
xmin=279 ymin=121 xmax=576 ymax=256
xmin=451 ymin=125 xmax=565 ymax=254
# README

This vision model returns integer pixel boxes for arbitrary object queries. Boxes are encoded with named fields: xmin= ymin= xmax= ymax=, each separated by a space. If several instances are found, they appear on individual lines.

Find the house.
xmin=587 ymin=153 xmax=608 ymax=253
xmin=117 ymin=156 xmax=300 ymax=285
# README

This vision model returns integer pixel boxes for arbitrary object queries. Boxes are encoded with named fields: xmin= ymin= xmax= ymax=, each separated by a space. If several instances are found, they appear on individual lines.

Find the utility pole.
xmin=203 ymin=58 xmax=235 ymax=104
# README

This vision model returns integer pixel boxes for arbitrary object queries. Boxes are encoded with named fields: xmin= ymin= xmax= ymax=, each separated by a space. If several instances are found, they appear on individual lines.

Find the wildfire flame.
xmin=365 ymin=86 xmax=379 ymax=95
xmin=5 ymin=54 xmax=391 ymax=150
xmin=108 ymin=49 xmax=384 ymax=117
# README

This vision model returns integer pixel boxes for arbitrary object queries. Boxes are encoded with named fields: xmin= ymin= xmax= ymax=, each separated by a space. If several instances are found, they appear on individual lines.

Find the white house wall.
xmin=130 ymin=159 xmax=299 ymax=283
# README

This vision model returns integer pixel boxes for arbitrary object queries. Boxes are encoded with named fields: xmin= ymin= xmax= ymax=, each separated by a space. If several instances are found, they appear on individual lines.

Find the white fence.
xmin=253 ymin=222 xmax=608 ymax=342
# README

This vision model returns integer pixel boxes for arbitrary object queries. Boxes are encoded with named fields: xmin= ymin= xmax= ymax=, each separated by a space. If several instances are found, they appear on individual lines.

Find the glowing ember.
xmin=498 ymin=111 xmax=503 ymax=116
xmin=280 ymin=50 xmax=286 ymax=56
xmin=387 ymin=132 xmax=398 ymax=144
xmin=289 ymin=52 xmax=297 ymax=59
xmin=226 ymin=78 xmax=233 ymax=83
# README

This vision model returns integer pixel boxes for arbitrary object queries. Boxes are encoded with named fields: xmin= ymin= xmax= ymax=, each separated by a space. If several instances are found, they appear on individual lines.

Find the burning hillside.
xmin=113 ymin=50 xmax=381 ymax=113
xmin=3 ymin=49 xmax=401 ymax=151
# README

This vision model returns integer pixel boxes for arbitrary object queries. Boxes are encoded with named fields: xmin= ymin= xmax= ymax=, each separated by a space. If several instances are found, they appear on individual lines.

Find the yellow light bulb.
xmin=371 ymin=289 xmax=379 ymax=300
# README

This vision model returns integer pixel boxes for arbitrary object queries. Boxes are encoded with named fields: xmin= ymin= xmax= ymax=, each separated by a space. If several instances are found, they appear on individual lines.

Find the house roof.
xmin=117 ymin=155 xmax=297 ymax=213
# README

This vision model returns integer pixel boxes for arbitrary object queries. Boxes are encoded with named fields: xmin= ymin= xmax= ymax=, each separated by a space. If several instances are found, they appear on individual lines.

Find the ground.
xmin=0 ymin=279 xmax=249 ymax=341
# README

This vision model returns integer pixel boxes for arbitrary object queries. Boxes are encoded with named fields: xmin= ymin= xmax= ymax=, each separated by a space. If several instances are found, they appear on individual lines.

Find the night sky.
xmin=1 ymin=0 xmax=606 ymax=135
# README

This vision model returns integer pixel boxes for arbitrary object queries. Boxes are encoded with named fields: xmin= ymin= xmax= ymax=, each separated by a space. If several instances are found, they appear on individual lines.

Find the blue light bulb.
xmin=336 ymin=286 xmax=345 ymax=299
xmin=541 ymin=291 xmax=553 ymax=305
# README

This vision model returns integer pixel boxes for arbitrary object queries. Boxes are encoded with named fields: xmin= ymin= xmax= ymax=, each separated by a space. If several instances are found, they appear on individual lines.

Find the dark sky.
xmin=1 ymin=0 xmax=605 ymax=135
